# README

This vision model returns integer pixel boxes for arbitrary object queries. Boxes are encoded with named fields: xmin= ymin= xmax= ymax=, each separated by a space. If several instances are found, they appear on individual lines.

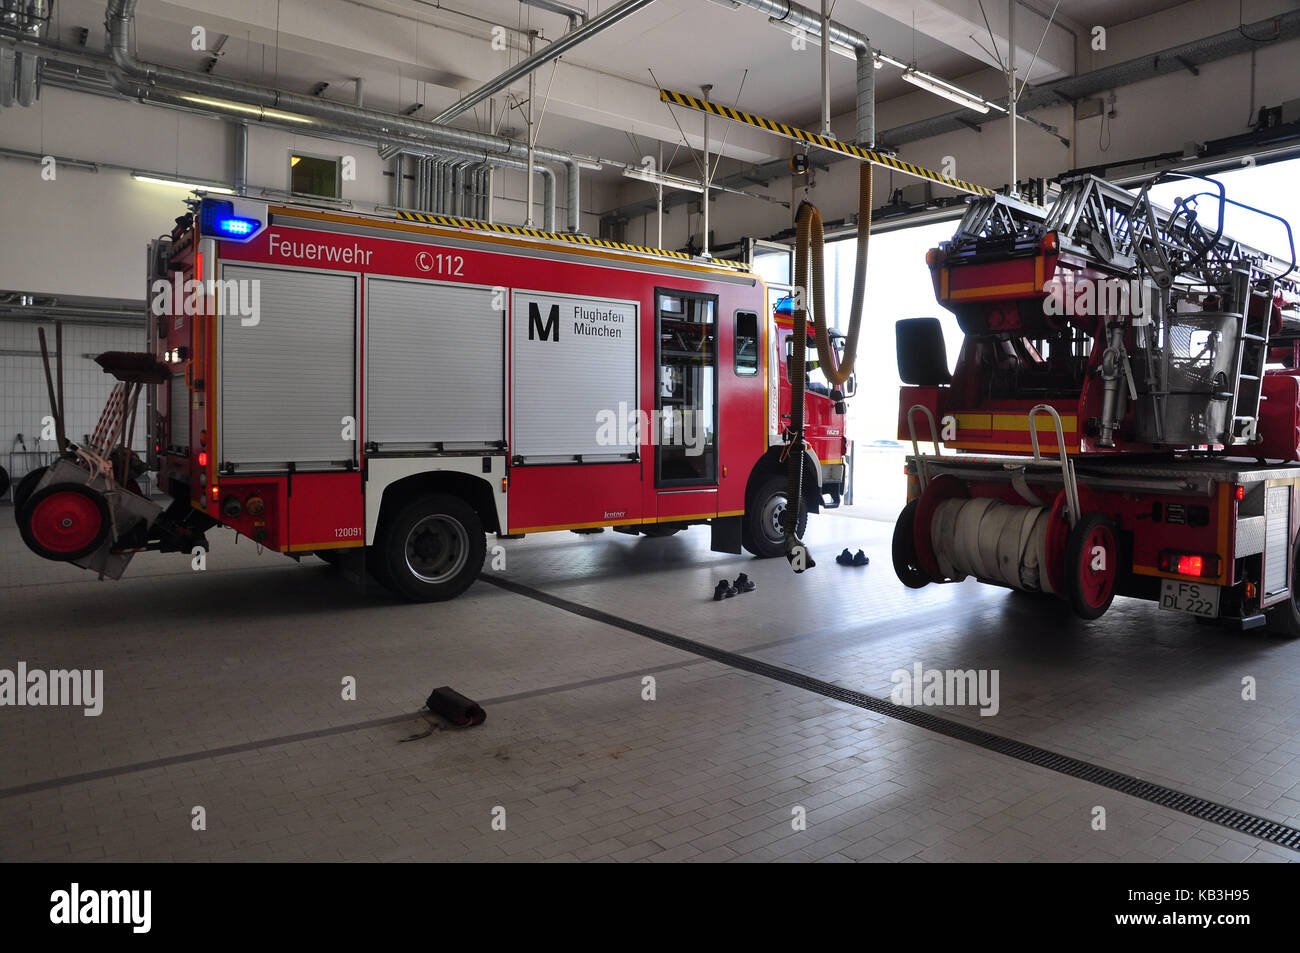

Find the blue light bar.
xmin=198 ymin=198 xmax=263 ymax=242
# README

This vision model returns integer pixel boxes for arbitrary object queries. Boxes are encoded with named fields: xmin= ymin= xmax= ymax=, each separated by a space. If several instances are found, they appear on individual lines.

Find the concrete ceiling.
xmin=38 ymin=0 xmax=1199 ymax=183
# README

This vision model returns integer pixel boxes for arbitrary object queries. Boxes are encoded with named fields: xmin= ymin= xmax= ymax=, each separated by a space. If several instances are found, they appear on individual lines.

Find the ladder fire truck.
xmin=893 ymin=169 xmax=1300 ymax=633
xmin=13 ymin=196 xmax=851 ymax=601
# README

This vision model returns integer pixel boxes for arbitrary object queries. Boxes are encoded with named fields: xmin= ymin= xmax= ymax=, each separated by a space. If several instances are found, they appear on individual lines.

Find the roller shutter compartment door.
xmin=220 ymin=265 xmax=357 ymax=470
xmin=366 ymin=278 xmax=503 ymax=448
xmin=168 ymin=371 xmax=189 ymax=449
xmin=512 ymin=291 xmax=639 ymax=461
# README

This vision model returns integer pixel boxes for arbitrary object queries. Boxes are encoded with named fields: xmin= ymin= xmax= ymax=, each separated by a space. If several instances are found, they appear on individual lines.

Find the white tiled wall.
xmin=1 ymin=319 xmax=148 ymax=485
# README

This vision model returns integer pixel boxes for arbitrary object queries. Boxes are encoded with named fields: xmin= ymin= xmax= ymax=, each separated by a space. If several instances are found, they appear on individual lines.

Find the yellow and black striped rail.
xmin=395 ymin=210 xmax=747 ymax=269
xmin=659 ymin=89 xmax=997 ymax=198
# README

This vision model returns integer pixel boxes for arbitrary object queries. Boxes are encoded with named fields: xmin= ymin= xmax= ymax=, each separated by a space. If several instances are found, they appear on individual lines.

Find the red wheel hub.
xmin=28 ymin=491 xmax=105 ymax=555
xmin=1075 ymin=522 xmax=1117 ymax=609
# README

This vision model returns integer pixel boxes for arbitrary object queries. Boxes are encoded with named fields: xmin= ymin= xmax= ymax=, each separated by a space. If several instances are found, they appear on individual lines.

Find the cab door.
xmin=653 ymin=288 xmax=719 ymax=522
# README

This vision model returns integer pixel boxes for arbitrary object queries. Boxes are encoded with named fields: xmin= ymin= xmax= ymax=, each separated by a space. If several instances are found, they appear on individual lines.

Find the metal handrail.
xmin=906 ymin=403 xmax=941 ymax=492
xmin=1028 ymin=404 xmax=1080 ymax=527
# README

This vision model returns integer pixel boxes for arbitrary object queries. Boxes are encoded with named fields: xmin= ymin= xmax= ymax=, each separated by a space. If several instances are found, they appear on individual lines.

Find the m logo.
xmin=528 ymin=303 xmax=559 ymax=341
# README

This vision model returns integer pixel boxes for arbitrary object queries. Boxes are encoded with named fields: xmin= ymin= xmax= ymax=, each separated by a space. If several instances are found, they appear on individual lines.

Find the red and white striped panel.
xmin=90 ymin=383 xmax=127 ymax=452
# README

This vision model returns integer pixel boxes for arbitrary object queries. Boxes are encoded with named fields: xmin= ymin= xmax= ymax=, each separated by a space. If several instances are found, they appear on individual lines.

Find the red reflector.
xmin=1176 ymin=555 xmax=1204 ymax=576
xmin=198 ymin=451 xmax=208 ymax=467
xmin=1235 ymin=485 xmax=1245 ymax=501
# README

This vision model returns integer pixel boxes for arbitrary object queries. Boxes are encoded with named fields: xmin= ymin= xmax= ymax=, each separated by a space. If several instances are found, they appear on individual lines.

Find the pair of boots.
xmin=714 ymin=573 xmax=756 ymax=600
xmin=836 ymin=548 xmax=870 ymax=566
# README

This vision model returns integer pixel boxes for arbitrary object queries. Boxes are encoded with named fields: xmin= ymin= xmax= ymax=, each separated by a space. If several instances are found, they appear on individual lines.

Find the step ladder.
xmin=1229 ymin=264 xmax=1274 ymax=444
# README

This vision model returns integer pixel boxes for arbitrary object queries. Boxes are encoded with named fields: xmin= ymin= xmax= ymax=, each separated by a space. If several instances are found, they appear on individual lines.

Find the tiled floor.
xmin=2 ymin=503 xmax=1298 ymax=862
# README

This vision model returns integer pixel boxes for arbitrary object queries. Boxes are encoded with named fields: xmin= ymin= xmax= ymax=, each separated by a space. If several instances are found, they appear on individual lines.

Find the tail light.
xmin=1234 ymin=485 xmax=1245 ymax=502
xmin=1159 ymin=551 xmax=1220 ymax=577
xmin=198 ymin=451 xmax=208 ymax=467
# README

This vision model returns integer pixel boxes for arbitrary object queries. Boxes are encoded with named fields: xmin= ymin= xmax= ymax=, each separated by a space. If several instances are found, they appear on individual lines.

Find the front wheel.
xmin=377 ymin=493 xmax=486 ymax=602
xmin=742 ymin=474 xmax=806 ymax=558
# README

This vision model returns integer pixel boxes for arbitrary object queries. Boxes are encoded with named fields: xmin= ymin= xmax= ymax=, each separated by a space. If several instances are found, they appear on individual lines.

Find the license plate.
xmin=1159 ymin=578 xmax=1220 ymax=617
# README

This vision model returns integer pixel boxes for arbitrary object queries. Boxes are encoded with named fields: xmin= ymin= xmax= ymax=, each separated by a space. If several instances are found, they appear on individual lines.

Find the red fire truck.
xmin=14 ymin=196 xmax=851 ymax=601
xmin=893 ymin=170 xmax=1300 ymax=634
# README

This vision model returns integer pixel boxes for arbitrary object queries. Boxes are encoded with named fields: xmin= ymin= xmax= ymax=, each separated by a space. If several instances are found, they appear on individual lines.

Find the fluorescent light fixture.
xmin=180 ymin=94 xmax=314 ymax=124
xmin=901 ymin=68 xmax=991 ymax=114
xmin=132 ymin=173 xmax=235 ymax=195
xmin=622 ymin=166 xmax=705 ymax=193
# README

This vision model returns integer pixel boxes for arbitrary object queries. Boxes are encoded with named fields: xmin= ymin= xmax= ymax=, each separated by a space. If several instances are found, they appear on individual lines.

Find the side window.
xmin=734 ymin=311 xmax=759 ymax=376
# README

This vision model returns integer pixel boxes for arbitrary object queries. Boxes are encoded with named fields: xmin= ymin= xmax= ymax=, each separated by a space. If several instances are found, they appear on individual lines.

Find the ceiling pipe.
xmin=520 ymin=0 xmax=589 ymax=33
xmin=392 ymin=144 xmax=557 ymax=232
xmin=431 ymin=0 xmax=657 ymax=126
xmin=0 ymin=45 xmax=15 ymax=108
xmin=3 ymin=0 xmax=50 ymax=108
xmin=233 ymin=121 xmax=248 ymax=196
xmin=102 ymin=0 xmax=588 ymax=230
xmin=728 ymin=0 xmax=873 ymax=147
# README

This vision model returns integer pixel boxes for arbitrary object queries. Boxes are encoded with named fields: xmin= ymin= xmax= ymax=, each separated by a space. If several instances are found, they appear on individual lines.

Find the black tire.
xmin=742 ymin=474 xmax=806 ymax=558
xmin=1063 ymin=512 xmax=1119 ymax=621
xmin=891 ymin=499 xmax=930 ymax=589
xmin=366 ymin=546 xmax=396 ymax=592
xmin=377 ymin=493 xmax=486 ymax=602
xmin=1265 ymin=537 xmax=1300 ymax=637
xmin=12 ymin=465 xmax=49 ymax=516
xmin=18 ymin=482 xmax=112 ymax=562
xmin=0 ymin=465 xmax=9 ymax=500
xmin=314 ymin=550 xmax=343 ymax=566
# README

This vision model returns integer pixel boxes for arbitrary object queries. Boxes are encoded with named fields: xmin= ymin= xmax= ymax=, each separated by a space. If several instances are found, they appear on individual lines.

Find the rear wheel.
xmin=314 ymin=550 xmax=342 ymax=566
xmin=742 ymin=474 xmax=805 ymax=558
xmin=1265 ymin=537 xmax=1300 ymax=637
xmin=12 ymin=465 xmax=49 ymax=515
xmin=1063 ymin=512 xmax=1118 ymax=620
xmin=378 ymin=493 xmax=486 ymax=602
xmin=891 ymin=499 xmax=930 ymax=589
xmin=18 ymin=482 xmax=111 ymax=562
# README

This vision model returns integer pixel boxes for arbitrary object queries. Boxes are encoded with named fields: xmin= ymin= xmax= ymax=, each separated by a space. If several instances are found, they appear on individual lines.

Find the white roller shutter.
xmin=366 ymin=278 xmax=503 ymax=448
xmin=220 ymin=265 xmax=356 ymax=470
xmin=512 ymin=290 xmax=638 ymax=461
xmin=168 ymin=372 xmax=189 ymax=449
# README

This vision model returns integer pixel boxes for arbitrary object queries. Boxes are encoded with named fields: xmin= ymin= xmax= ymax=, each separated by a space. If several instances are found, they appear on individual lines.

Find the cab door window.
xmin=656 ymin=290 xmax=717 ymax=485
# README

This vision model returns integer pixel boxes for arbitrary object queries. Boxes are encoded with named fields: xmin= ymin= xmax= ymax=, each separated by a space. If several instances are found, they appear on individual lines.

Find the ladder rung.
xmin=1239 ymin=374 xmax=1260 ymax=381
xmin=1242 ymin=333 xmax=1268 ymax=342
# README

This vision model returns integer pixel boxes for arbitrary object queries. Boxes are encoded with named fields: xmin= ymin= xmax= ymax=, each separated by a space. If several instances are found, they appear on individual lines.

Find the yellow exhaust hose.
xmin=782 ymin=163 xmax=872 ymax=570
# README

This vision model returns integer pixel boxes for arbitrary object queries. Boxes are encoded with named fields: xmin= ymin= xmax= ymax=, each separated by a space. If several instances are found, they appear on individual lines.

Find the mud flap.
xmin=710 ymin=515 xmax=743 ymax=554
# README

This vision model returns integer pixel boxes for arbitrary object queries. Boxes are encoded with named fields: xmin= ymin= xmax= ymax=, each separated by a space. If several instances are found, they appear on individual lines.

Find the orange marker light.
xmin=1235 ymin=485 xmax=1245 ymax=502
xmin=210 ymin=486 xmax=220 ymax=500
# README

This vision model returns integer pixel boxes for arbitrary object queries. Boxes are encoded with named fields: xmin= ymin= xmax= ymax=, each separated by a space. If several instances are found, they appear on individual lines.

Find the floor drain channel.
xmin=482 ymin=574 xmax=1300 ymax=853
